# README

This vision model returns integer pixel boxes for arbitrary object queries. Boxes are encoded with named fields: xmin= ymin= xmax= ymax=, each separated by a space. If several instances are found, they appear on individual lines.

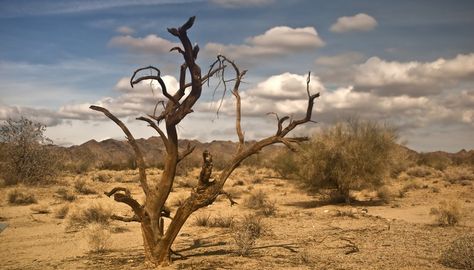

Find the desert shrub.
xmin=210 ymin=215 xmax=234 ymax=228
xmin=67 ymin=203 xmax=111 ymax=229
xmin=55 ymin=188 xmax=76 ymax=202
xmin=30 ymin=204 xmax=51 ymax=214
xmin=271 ymin=150 xmax=298 ymax=179
xmin=417 ymin=152 xmax=452 ymax=171
xmin=194 ymin=214 xmax=211 ymax=227
xmin=406 ymin=166 xmax=434 ymax=178
xmin=444 ymin=166 xmax=474 ymax=184
xmin=376 ymin=186 xmax=392 ymax=204
xmin=55 ymin=204 xmax=70 ymax=219
xmin=439 ymin=234 xmax=474 ymax=269
xmin=194 ymin=214 xmax=234 ymax=228
xmin=231 ymin=214 xmax=264 ymax=256
xmin=400 ymin=179 xmax=422 ymax=195
xmin=430 ymin=200 xmax=463 ymax=226
xmin=86 ymin=223 xmax=111 ymax=253
xmin=296 ymin=119 xmax=398 ymax=203
xmin=243 ymin=190 xmax=277 ymax=216
xmin=7 ymin=189 xmax=37 ymax=205
xmin=74 ymin=178 xmax=97 ymax=195
xmin=232 ymin=180 xmax=245 ymax=186
xmin=0 ymin=117 xmax=60 ymax=185
xmin=93 ymin=173 xmax=111 ymax=183
xmin=389 ymin=146 xmax=416 ymax=178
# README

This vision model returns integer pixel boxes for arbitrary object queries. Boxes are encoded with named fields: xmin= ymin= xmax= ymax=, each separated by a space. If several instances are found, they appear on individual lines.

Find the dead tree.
xmin=90 ymin=16 xmax=320 ymax=266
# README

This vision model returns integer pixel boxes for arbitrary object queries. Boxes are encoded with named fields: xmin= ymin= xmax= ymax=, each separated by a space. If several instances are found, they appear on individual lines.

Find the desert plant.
xmin=210 ymin=215 xmax=234 ymax=228
xmin=0 ymin=117 xmax=60 ymax=185
xmin=296 ymin=119 xmax=398 ymax=203
xmin=231 ymin=214 xmax=264 ymax=256
xmin=7 ymin=189 xmax=37 ymax=205
xmin=272 ymin=149 xmax=299 ymax=179
xmin=243 ymin=190 xmax=277 ymax=216
xmin=194 ymin=214 xmax=211 ymax=227
xmin=417 ymin=152 xmax=452 ymax=171
xmin=67 ymin=203 xmax=111 ymax=229
xmin=55 ymin=188 xmax=77 ymax=202
xmin=55 ymin=204 xmax=70 ymax=219
xmin=439 ymin=234 xmax=474 ymax=269
xmin=89 ymin=17 xmax=319 ymax=266
xmin=86 ymin=223 xmax=111 ymax=253
xmin=430 ymin=200 xmax=463 ymax=226
xmin=406 ymin=165 xmax=434 ymax=178
xmin=444 ymin=166 xmax=474 ymax=184
xmin=74 ymin=178 xmax=96 ymax=195
xmin=376 ymin=186 xmax=392 ymax=204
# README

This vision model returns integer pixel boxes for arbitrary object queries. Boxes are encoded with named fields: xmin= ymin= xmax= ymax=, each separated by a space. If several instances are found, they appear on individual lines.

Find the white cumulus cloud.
xmin=330 ymin=13 xmax=377 ymax=33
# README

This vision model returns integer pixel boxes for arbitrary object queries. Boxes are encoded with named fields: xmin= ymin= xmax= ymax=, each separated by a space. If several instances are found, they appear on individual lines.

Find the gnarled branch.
xmin=90 ymin=105 xmax=149 ymax=195
xmin=177 ymin=143 xmax=195 ymax=163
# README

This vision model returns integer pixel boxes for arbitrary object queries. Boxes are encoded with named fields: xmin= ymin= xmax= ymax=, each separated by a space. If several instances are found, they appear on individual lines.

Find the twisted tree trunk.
xmin=90 ymin=16 xmax=320 ymax=267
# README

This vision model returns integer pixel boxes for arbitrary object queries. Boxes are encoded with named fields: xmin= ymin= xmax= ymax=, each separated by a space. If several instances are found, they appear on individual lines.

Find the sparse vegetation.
xmin=7 ymin=189 xmax=37 ymax=205
xmin=86 ymin=223 xmax=111 ymax=253
xmin=74 ymin=178 xmax=97 ymax=195
xmin=55 ymin=188 xmax=77 ymax=202
xmin=439 ymin=234 xmax=474 ymax=269
xmin=295 ymin=119 xmax=398 ymax=203
xmin=54 ymin=204 xmax=70 ymax=219
xmin=430 ymin=200 xmax=463 ymax=226
xmin=194 ymin=214 xmax=234 ymax=228
xmin=231 ymin=214 xmax=264 ymax=256
xmin=67 ymin=203 xmax=111 ymax=229
xmin=0 ymin=117 xmax=60 ymax=185
xmin=406 ymin=165 xmax=434 ymax=178
xmin=243 ymin=190 xmax=277 ymax=216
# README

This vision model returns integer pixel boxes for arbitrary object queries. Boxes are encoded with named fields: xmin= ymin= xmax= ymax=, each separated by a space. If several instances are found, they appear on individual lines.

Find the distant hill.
xmin=57 ymin=137 xmax=282 ymax=171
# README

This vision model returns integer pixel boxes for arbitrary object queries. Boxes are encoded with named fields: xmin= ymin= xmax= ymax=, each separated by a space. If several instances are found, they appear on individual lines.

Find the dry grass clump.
xmin=194 ymin=214 xmax=234 ymax=228
xmin=243 ymin=190 xmax=277 ymax=216
xmin=430 ymin=200 xmax=463 ymax=226
xmin=54 ymin=204 xmax=70 ymax=219
xmin=74 ymin=178 xmax=97 ymax=195
xmin=439 ymin=234 xmax=474 ymax=269
xmin=376 ymin=186 xmax=392 ymax=204
xmin=444 ymin=166 xmax=474 ymax=184
xmin=399 ymin=179 xmax=422 ymax=195
xmin=92 ymin=173 xmax=111 ymax=183
xmin=86 ymin=223 xmax=111 ymax=253
xmin=67 ymin=203 xmax=111 ymax=229
xmin=231 ymin=214 xmax=264 ymax=256
xmin=30 ymin=204 xmax=51 ymax=214
xmin=55 ymin=187 xmax=76 ymax=202
xmin=406 ymin=165 xmax=434 ymax=178
xmin=7 ymin=189 xmax=37 ymax=205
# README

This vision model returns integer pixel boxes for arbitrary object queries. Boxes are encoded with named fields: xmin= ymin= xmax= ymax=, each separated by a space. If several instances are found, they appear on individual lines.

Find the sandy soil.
xmin=1 ymin=167 xmax=473 ymax=269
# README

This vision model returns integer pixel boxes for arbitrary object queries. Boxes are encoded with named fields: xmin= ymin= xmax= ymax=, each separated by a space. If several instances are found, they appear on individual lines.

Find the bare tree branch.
xmin=89 ymin=105 xmax=149 ymax=195
xmin=177 ymin=143 xmax=195 ymax=163
xmin=136 ymin=116 xmax=170 ymax=152
xmin=130 ymin=66 xmax=178 ymax=105
xmin=219 ymin=191 xmax=238 ymax=206
xmin=198 ymin=150 xmax=213 ymax=186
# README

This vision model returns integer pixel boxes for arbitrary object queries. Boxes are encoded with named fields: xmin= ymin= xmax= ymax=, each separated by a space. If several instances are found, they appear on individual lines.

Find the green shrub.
xmin=296 ymin=119 xmax=398 ymax=203
xmin=0 ymin=117 xmax=60 ymax=185
xmin=7 ymin=189 xmax=37 ymax=205
xmin=439 ymin=234 xmax=474 ymax=269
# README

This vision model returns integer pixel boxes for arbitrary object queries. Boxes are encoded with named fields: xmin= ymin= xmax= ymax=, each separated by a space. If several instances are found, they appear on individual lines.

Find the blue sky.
xmin=1 ymin=0 xmax=473 ymax=151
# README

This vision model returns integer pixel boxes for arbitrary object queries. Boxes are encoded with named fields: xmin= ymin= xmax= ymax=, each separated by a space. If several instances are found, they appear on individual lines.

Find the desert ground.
xmin=1 ymin=165 xmax=473 ymax=270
